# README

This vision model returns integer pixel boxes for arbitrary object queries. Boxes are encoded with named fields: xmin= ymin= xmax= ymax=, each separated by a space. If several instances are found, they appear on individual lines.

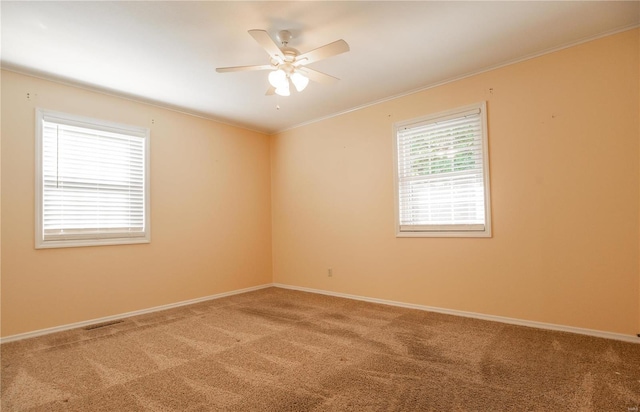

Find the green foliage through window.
xmin=408 ymin=124 xmax=477 ymax=176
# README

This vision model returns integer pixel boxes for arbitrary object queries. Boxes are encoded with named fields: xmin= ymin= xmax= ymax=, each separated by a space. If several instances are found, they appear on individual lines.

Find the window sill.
xmin=35 ymin=236 xmax=150 ymax=249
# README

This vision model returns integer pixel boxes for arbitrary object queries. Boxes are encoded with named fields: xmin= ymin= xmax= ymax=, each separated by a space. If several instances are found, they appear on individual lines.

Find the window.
xmin=393 ymin=102 xmax=491 ymax=237
xmin=35 ymin=109 xmax=150 ymax=248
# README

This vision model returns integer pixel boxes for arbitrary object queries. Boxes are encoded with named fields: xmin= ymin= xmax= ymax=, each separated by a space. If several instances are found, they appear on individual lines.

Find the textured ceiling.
xmin=2 ymin=1 xmax=638 ymax=134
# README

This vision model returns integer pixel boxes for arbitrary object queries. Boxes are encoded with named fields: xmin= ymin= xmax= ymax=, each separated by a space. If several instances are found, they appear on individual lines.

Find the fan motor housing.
xmin=281 ymin=47 xmax=299 ymax=62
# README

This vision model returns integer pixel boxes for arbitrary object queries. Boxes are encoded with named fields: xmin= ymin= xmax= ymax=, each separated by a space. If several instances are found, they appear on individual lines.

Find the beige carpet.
xmin=1 ymin=287 xmax=639 ymax=411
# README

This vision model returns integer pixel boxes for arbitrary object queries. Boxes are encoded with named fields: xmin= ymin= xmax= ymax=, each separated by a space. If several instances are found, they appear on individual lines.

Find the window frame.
xmin=392 ymin=102 xmax=492 ymax=238
xmin=35 ymin=108 xmax=151 ymax=249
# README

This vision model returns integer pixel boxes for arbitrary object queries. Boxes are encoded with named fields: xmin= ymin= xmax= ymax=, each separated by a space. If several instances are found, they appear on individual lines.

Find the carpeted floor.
xmin=1 ymin=287 xmax=639 ymax=411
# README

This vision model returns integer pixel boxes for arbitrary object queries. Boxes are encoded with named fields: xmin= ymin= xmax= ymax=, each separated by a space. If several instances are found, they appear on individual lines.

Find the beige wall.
xmin=271 ymin=29 xmax=640 ymax=335
xmin=2 ymin=29 xmax=638 ymax=339
xmin=1 ymin=70 xmax=272 ymax=337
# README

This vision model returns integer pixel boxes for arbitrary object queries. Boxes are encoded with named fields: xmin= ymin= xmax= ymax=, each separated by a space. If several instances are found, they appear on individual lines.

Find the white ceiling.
xmin=2 ymin=1 xmax=638 ymax=134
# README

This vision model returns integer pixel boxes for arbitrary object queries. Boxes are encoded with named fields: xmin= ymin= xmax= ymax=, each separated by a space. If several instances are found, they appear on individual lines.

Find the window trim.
xmin=35 ymin=108 xmax=151 ymax=249
xmin=392 ymin=102 xmax=492 ymax=238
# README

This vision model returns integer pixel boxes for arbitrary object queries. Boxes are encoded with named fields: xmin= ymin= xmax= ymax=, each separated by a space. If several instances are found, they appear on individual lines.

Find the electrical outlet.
xmin=328 ymin=268 xmax=333 ymax=277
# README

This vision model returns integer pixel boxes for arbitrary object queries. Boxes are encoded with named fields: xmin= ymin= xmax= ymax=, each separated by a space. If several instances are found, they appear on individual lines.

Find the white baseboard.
xmin=4 ymin=282 xmax=637 ymax=345
xmin=273 ymin=283 xmax=640 ymax=344
xmin=0 ymin=283 xmax=274 ymax=344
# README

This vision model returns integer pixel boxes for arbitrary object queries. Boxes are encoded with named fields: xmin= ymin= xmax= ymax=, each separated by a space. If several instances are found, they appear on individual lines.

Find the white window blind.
xmin=393 ymin=102 xmax=491 ymax=237
xmin=36 ymin=109 xmax=150 ymax=248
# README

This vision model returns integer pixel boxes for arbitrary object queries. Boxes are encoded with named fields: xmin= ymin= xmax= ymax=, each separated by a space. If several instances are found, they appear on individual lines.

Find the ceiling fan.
xmin=216 ymin=29 xmax=350 ymax=97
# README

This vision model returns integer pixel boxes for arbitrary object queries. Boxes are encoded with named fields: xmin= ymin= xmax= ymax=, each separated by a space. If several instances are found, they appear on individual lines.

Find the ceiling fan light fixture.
xmin=291 ymin=71 xmax=309 ymax=92
xmin=216 ymin=29 xmax=350 ymax=97
xmin=268 ymin=69 xmax=288 ymax=89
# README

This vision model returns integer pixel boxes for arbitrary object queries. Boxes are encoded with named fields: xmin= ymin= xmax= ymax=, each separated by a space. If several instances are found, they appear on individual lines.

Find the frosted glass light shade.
xmin=275 ymin=81 xmax=290 ymax=96
xmin=291 ymin=72 xmax=309 ymax=92
xmin=268 ymin=69 xmax=288 ymax=89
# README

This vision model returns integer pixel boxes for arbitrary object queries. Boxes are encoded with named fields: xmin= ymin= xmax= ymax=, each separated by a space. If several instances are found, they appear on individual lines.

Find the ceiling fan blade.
xmin=248 ymin=29 xmax=284 ymax=59
xmin=298 ymin=67 xmax=340 ymax=84
xmin=265 ymin=86 xmax=276 ymax=96
xmin=216 ymin=64 xmax=273 ymax=73
xmin=296 ymin=40 xmax=349 ymax=65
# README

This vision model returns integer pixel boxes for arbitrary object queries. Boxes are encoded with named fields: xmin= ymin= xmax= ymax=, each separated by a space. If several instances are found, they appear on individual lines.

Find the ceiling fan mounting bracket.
xmin=277 ymin=30 xmax=293 ymax=46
